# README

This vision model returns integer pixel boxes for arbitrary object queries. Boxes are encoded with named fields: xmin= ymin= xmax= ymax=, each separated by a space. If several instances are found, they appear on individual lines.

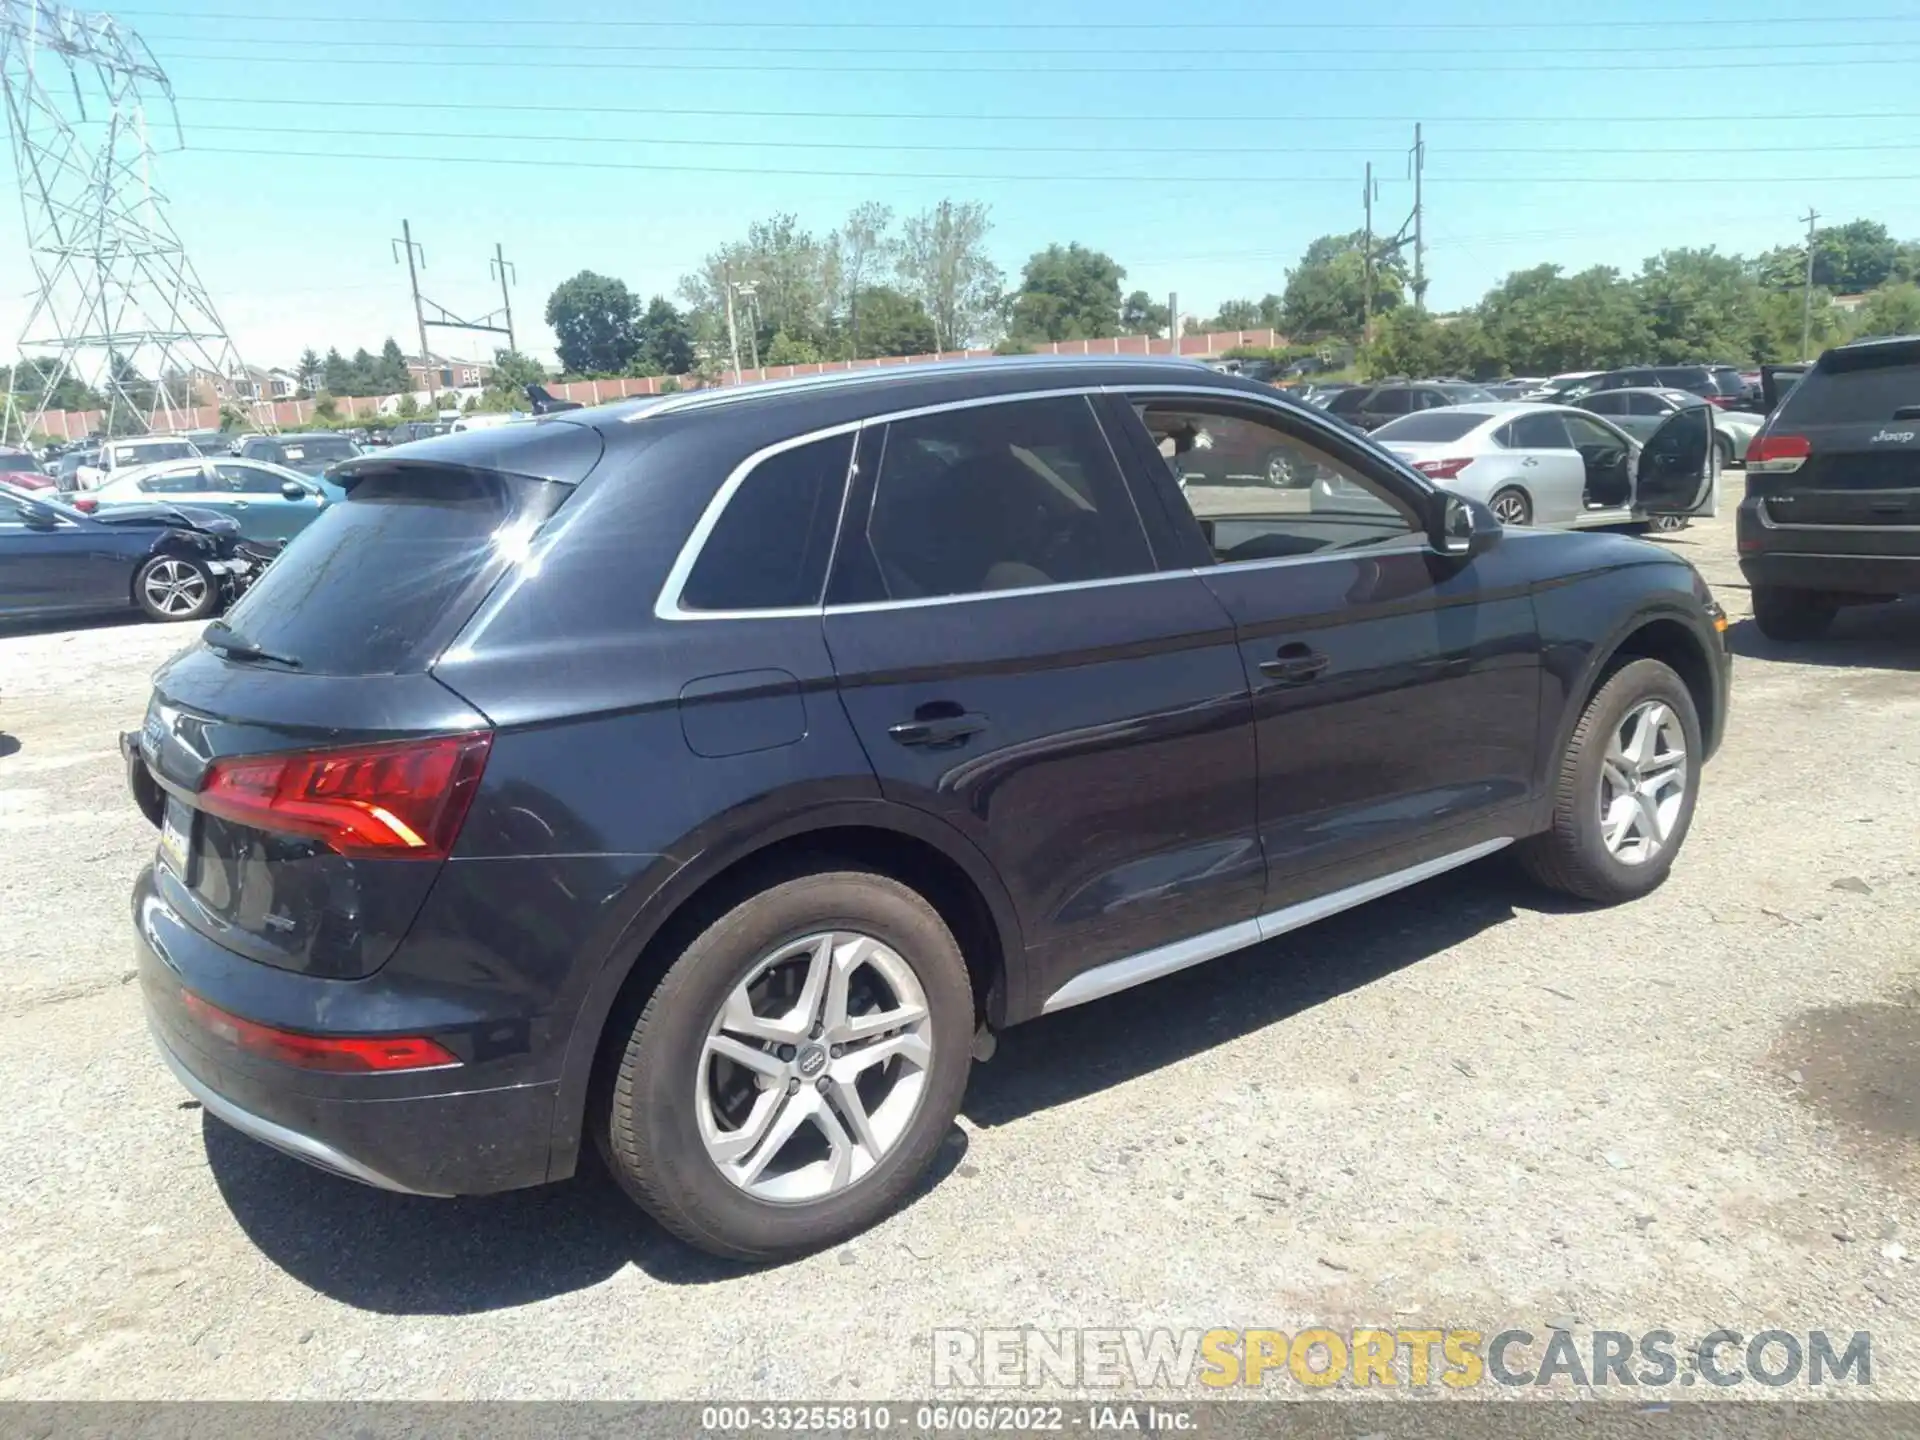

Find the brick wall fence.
xmin=22 ymin=328 xmax=1289 ymax=439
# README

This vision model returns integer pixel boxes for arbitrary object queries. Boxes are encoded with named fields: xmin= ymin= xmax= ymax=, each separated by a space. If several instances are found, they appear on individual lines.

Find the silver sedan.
xmin=1370 ymin=401 xmax=1720 ymax=529
xmin=1573 ymin=386 xmax=1763 ymax=464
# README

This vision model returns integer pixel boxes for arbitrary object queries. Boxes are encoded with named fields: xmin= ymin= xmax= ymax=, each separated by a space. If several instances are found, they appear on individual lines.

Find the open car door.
xmin=1632 ymin=401 xmax=1718 ymax=517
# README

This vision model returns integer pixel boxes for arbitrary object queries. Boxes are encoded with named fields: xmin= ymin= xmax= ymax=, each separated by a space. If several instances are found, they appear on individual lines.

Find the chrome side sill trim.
xmin=152 ymin=1027 xmax=448 ymax=1197
xmin=1041 ymin=837 xmax=1514 ymax=1015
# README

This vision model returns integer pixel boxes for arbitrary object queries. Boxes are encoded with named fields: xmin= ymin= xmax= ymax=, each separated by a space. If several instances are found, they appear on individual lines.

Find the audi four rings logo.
xmin=1869 ymin=429 xmax=1915 ymax=443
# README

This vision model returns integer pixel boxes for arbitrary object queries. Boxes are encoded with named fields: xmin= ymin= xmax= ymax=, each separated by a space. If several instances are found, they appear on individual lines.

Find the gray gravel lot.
xmin=0 ymin=511 xmax=1916 ymax=1401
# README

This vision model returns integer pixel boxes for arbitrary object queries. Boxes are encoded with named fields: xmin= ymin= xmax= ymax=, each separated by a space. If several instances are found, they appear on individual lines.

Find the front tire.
xmin=135 ymin=555 xmax=218 ymax=623
xmin=599 ymin=869 xmax=974 ymax=1261
xmin=1517 ymin=658 xmax=1701 ymax=903
xmin=1752 ymin=585 xmax=1837 ymax=641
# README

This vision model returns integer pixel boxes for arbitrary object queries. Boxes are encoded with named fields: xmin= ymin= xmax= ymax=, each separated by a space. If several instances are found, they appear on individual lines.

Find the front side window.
xmin=680 ymin=432 xmax=854 ymax=612
xmin=1625 ymin=392 xmax=1672 ymax=417
xmin=137 ymin=465 xmax=208 ymax=494
xmin=1581 ymin=393 xmax=1625 ymax=415
xmin=1508 ymin=413 xmax=1574 ymax=449
xmin=852 ymin=396 xmax=1152 ymax=602
xmin=1138 ymin=403 xmax=1418 ymax=564
xmin=217 ymin=462 xmax=297 ymax=494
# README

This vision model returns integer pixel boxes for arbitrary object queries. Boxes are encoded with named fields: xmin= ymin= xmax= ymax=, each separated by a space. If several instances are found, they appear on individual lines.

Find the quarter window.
xmin=854 ymin=396 xmax=1152 ymax=601
xmin=681 ymin=432 xmax=853 ymax=612
xmin=1137 ymin=403 xmax=1418 ymax=564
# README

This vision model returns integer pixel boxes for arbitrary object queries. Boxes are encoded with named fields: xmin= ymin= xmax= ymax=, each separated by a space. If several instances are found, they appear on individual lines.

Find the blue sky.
xmin=6 ymin=0 xmax=1920 ymax=368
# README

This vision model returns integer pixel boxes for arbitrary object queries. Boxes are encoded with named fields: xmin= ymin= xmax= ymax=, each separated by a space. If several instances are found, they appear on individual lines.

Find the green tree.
xmin=851 ymin=286 xmax=938 ymax=357
xmin=1814 ymin=220 xmax=1900 ymax=293
xmin=1280 ymin=234 xmax=1404 ymax=342
xmin=1850 ymin=282 xmax=1920 ymax=339
xmin=344 ymin=347 xmax=379 ymax=396
xmin=488 ymin=348 xmax=549 ymax=392
xmin=1008 ymin=243 xmax=1127 ymax=342
xmin=1476 ymin=264 xmax=1649 ymax=374
xmin=396 ymin=393 xmax=420 ymax=419
xmin=832 ymin=202 xmax=895 ymax=356
xmin=895 ymin=199 xmax=1004 ymax=350
xmin=375 ymin=337 xmax=411 ymax=393
xmin=295 ymin=348 xmax=322 ymax=398
xmin=764 ymin=331 xmax=824 ymax=366
xmin=545 ymin=270 xmax=641 ymax=375
xmin=634 ymin=296 xmax=696 ymax=375
xmin=320 ymin=347 xmax=352 ymax=396
xmin=1206 ymin=295 xmax=1285 ymax=332
xmin=1120 ymin=289 xmax=1171 ymax=336
xmin=1635 ymin=247 xmax=1760 ymax=361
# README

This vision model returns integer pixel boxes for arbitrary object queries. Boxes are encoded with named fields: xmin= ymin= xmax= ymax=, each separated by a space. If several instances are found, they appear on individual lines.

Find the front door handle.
xmin=888 ymin=711 xmax=989 ymax=748
xmin=1258 ymin=643 xmax=1330 ymax=684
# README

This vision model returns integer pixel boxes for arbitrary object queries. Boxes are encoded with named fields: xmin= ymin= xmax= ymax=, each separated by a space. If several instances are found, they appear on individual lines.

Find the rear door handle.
xmin=1258 ymin=643 xmax=1330 ymax=684
xmin=888 ymin=712 xmax=989 ymax=748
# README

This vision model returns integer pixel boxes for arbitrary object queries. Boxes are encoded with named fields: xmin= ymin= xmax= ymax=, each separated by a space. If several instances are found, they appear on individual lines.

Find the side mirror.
xmin=1430 ymin=491 xmax=1503 ymax=560
xmin=280 ymin=480 xmax=309 ymax=500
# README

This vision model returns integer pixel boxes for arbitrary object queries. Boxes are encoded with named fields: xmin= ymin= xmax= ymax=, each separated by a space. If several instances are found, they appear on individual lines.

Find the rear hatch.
xmin=134 ymin=421 xmax=601 ymax=979
xmin=1751 ymin=338 xmax=1920 ymax=527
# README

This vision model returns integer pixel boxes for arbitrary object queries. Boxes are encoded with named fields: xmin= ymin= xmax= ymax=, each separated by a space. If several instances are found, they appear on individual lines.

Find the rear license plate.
xmin=158 ymin=798 xmax=194 ymax=878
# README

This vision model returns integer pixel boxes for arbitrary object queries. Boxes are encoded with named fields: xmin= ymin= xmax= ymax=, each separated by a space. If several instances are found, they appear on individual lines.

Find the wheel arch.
xmin=546 ymin=800 xmax=1024 ymax=1182
xmin=1556 ymin=605 xmax=1723 ymax=780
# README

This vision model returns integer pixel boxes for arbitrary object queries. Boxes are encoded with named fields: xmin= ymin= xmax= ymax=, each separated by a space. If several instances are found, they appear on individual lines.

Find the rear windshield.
xmin=113 ymin=440 xmax=197 ymax=464
xmin=1777 ymin=351 xmax=1920 ymax=426
xmin=217 ymin=465 xmax=570 ymax=675
xmin=1373 ymin=411 xmax=1486 ymax=442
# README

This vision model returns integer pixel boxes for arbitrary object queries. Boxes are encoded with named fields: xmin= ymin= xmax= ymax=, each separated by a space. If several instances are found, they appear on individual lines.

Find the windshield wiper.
xmin=203 ymin=620 xmax=302 ymax=668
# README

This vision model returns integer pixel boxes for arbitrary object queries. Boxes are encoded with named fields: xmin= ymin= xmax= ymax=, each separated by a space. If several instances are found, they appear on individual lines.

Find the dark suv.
xmin=1326 ymin=382 xmax=1497 ymax=431
xmin=1573 ymin=366 xmax=1749 ymax=409
xmin=125 ymin=358 xmax=1728 ymax=1260
xmin=1738 ymin=334 xmax=1920 ymax=639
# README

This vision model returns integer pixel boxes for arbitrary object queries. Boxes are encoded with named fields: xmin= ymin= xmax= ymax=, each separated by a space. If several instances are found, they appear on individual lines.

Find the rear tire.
xmin=134 ymin=555 xmax=218 ymax=623
xmin=1518 ymin=658 xmax=1701 ymax=904
xmin=1715 ymin=432 xmax=1735 ymax=468
xmin=598 ymin=869 xmax=974 ymax=1261
xmin=1751 ymin=585 xmax=1837 ymax=641
xmin=1488 ymin=487 xmax=1532 ymax=526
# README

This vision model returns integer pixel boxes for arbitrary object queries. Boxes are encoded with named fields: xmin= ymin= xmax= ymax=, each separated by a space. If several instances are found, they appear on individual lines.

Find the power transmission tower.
xmin=0 ymin=0 xmax=259 ymax=443
xmin=1799 ymin=207 xmax=1821 ymax=361
xmin=1362 ymin=162 xmax=1377 ymax=348
xmin=392 ymin=220 xmax=515 ymax=389
xmin=490 ymin=242 xmax=516 ymax=354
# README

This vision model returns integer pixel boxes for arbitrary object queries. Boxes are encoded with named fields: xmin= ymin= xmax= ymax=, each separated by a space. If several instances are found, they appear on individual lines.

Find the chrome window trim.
xmin=1041 ymin=837 xmax=1513 ymax=1014
xmin=657 ymin=386 xmax=1144 ymax=621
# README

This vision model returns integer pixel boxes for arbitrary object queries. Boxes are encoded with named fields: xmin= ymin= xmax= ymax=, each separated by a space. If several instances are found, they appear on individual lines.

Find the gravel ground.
xmin=1 ymin=510 xmax=1916 ymax=1402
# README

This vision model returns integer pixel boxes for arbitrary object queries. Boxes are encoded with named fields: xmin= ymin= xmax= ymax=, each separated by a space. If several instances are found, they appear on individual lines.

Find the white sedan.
xmin=1370 ymin=401 xmax=1719 ymax=530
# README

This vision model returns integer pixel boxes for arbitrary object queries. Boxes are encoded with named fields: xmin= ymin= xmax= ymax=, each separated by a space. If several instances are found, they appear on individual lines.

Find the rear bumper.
xmin=1736 ymin=496 xmax=1920 ymax=595
xmin=135 ymin=864 xmax=559 ymax=1197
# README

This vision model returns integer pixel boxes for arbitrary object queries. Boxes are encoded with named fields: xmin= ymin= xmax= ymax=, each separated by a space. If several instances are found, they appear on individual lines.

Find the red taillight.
xmin=199 ymin=731 xmax=492 ymax=859
xmin=1706 ymin=395 xmax=1737 ymax=409
xmin=1747 ymin=434 xmax=1811 ymax=473
xmin=71 ymin=495 xmax=98 ymax=512
xmin=181 ymin=991 xmax=459 ymax=1072
xmin=1413 ymin=457 xmax=1473 ymax=480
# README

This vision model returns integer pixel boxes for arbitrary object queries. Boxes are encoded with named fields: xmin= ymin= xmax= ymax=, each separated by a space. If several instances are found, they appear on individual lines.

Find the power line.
xmin=165 ymin=122 xmax=1920 ymax=159
xmin=168 ymin=94 xmax=1920 ymax=126
xmin=132 ymin=32 xmax=1920 ymax=58
xmin=180 ymin=145 xmax=1920 ymax=186
xmin=141 ymin=48 xmax=1920 ymax=73
xmin=100 ymin=5 xmax=1920 ymax=28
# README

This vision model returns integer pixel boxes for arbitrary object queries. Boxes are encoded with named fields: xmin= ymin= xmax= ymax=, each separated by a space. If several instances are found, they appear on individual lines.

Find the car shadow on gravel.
xmin=201 ymin=1101 xmax=971 ymax=1311
xmin=1726 ymin=600 xmax=1920 ymax=672
xmin=965 ymin=857 xmax=1526 ymax=1127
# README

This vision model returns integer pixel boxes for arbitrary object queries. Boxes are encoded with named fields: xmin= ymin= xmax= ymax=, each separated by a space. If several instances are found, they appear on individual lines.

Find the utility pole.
xmin=739 ymin=283 xmax=762 ymax=370
xmin=1362 ymin=163 xmax=1376 ymax=349
xmin=723 ymin=261 xmax=743 ymax=382
xmin=490 ymin=243 xmax=517 ymax=354
xmin=1410 ymin=123 xmax=1427 ymax=312
xmin=392 ymin=220 xmax=432 ymax=382
xmin=1799 ymin=207 xmax=1821 ymax=361
xmin=1167 ymin=291 xmax=1178 ymax=352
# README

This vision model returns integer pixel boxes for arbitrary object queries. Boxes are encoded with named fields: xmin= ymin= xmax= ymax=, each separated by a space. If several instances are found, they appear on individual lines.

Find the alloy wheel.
xmin=1491 ymin=491 xmax=1531 ymax=526
xmin=142 ymin=559 xmax=208 ymax=617
xmin=1598 ymin=699 xmax=1688 ymax=865
xmin=697 ymin=930 xmax=933 ymax=1203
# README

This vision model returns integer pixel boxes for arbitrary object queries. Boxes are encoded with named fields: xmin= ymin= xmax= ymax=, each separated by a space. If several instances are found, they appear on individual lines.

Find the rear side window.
xmin=852 ymin=395 xmax=1152 ymax=602
xmin=1326 ymin=387 xmax=1372 ymax=415
xmin=1779 ymin=351 xmax=1920 ymax=425
xmin=681 ymin=432 xmax=853 ymax=612
xmin=1374 ymin=410 xmax=1484 ymax=442
xmin=219 ymin=465 xmax=570 ymax=675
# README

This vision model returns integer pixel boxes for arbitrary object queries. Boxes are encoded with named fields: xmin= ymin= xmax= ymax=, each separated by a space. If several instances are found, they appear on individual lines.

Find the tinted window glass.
xmin=1325 ymin=387 xmax=1372 ymax=416
xmin=219 ymin=465 xmax=570 ymax=675
xmin=1581 ymin=393 xmax=1625 ymax=415
xmin=1509 ymin=413 xmax=1573 ymax=449
xmin=1778 ymin=352 xmax=1920 ymax=425
xmin=1137 ymin=403 xmax=1416 ymax=563
xmin=858 ymin=396 xmax=1150 ymax=601
xmin=1372 ymin=388 xmax=1414 ymax=415
xmin=1563 ymin=414 xmax=1626 ymax=449
xmin=218 ymin=462 xmax=296 ymax=494
xmin=1625 ymin=392 xmax=1670 ymax=417
xmin=0 ymin=494 xmax=26 ymax=521
xmin=1373 ymin=410 xmax=1486 ymax=442
xmin=138 ymin=465 xmax=208 ymax=494
xmin=681 ymin=433 xmax=853 ymax=611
